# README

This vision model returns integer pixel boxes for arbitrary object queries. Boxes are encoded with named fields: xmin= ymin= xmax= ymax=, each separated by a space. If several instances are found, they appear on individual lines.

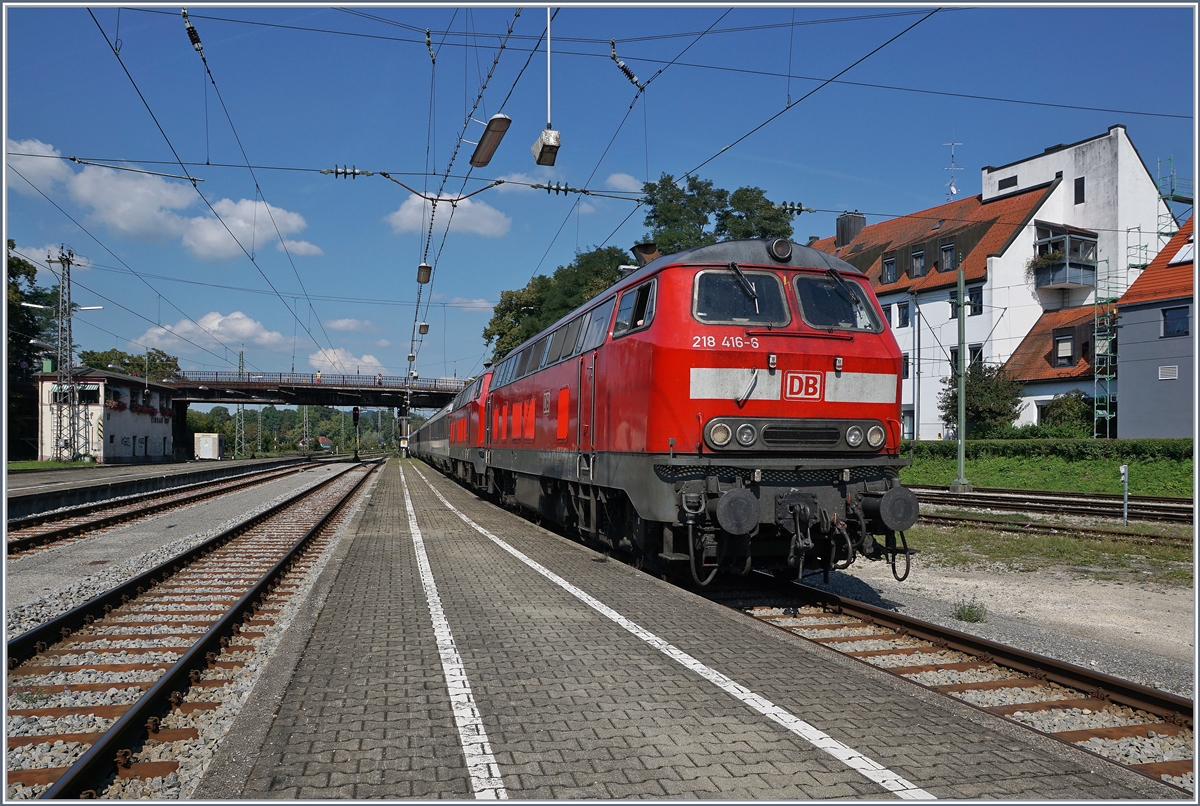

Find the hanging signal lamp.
xmin=779 ymin=201 xmax=814 ymax=216
xmin=416 ymin=262 xmax=432 ymax=284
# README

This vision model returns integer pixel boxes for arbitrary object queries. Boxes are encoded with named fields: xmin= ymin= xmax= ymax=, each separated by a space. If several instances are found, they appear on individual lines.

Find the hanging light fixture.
xmin=407 ymin=352 xmax=417 ymax=363
xmin=469 ymin=114 xmax=512 ymax=168
xmin=417 ymin=262 xmax=432 ymax=284
xmin=532 ymin=7 xmax=561 ymax=167
xmin=419 ymin=322 xmax=429 ymax=335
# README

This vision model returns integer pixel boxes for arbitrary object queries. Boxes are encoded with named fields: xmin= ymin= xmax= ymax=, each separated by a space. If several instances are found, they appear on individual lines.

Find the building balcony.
xmin=1034 ymin=259 xmax=1096 ymax=289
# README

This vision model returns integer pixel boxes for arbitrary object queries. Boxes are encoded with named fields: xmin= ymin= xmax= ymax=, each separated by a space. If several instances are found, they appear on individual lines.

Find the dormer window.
xmin=882 ymin=258 xmax=897 ymax=284
xmin=940 ymin=243 xmax=956 ymax=273
xmin=910 ymin=251 xmax=925 ymax=278
xmin=1054 ymin=335 xmax=1074 ymax=367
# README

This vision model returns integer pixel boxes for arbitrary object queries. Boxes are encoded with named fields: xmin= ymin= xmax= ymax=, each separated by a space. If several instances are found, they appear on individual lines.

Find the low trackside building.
xmin=37 ymin=368 xmax=176 ymax=463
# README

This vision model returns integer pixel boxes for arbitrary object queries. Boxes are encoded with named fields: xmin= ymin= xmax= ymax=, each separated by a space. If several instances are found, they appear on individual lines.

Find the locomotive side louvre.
xmin=417 ymin=239 xmax=919 ymax=584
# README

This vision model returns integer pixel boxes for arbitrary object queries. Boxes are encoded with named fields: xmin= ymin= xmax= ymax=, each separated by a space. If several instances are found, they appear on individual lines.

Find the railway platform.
xmin=5 ymin=456 xmax=313 ymax=519
xmin=196 ymin=459 xmax=1182 ymax=800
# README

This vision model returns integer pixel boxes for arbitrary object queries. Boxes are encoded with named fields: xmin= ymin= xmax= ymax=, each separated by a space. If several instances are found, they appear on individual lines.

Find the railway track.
xmin=6 ymin=463 xmax=316 ymax=557
xmin=706 ymin=580 xmax=1194 ymax=794
xmin=911 ymin=486 xmax=1193 ymax=523
xmin=5 ymin=460 xmax=381 ymax=799
xmin=917 ymin=513 xmax=1192 ymax=547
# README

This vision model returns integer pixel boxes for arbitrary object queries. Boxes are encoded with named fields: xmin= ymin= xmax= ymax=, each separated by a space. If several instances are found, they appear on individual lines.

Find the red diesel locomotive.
xmin=411 ymin=237 xmax=919 ymax=585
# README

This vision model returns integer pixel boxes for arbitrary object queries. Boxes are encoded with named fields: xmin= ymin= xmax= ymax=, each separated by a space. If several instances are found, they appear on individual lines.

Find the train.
xmin=410 ymin=237 xmax=919 ymax=585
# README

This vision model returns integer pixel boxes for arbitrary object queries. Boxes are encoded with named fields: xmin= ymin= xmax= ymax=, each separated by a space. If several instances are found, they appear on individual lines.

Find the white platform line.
xmin=410 ymin=464 xmax=935 ymax=801
xmin=399 ymin=465 xmax=507 ymax=800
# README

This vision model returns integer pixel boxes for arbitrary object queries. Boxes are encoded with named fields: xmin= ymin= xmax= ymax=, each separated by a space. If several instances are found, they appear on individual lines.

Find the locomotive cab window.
xmin=613 ymin=280 xmax=657 ymax=337
xmin=579 ymin=298 xmax=617 ymax=352
xmin=793 ymin=272 xmax=882 ymax=332
xmin=693 ymin=269 xmax=789 ymax=326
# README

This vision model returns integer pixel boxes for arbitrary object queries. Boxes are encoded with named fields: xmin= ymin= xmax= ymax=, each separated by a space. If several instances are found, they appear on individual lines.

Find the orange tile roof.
xmin=1004 ymin=306 xmax=1096 ymax=383
xmin=1118 ymin=216 xmax=1193 ymax=307
xmin=810 ymin=183 xmax=1055 ymax=294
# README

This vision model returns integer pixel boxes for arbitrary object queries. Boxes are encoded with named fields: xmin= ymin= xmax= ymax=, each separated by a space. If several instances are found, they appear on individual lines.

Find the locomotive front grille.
xmin=654 ymin=465 xmax=890 ymax=485
xmin=760 ymin=425 xmax=841 ymax=446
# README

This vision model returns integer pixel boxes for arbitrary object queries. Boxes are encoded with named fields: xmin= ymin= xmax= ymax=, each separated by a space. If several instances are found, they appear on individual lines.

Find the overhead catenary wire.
xmin=7 ymin=167 xmax=251 ymax=370
xmin=177 ymin=9 xmax=348 ymax=375
xmin=87 ymin=9 xmax=348 ymax=377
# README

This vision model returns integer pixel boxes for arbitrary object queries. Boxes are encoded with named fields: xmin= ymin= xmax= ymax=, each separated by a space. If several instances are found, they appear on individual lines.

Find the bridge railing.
xmin=171 ymin=371 xmax=468 ymax=394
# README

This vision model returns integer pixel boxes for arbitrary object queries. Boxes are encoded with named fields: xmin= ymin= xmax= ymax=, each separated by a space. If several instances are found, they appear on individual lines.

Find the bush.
xmin=900 ymin=438 xmax=1193 ymax=462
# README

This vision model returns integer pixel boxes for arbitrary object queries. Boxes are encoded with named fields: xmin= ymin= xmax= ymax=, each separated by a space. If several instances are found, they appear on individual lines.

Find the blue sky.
xmin=5 ymin=4 xmax=1195 ymax=393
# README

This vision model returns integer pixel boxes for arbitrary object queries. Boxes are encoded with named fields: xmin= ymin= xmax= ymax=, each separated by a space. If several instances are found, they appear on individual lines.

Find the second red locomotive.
xmin=411 ymin=237 xmax=918 ymax=585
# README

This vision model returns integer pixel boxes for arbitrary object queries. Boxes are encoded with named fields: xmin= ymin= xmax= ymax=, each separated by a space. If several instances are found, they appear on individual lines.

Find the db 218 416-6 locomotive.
xmin=411 ymin=237 xmax=919 ymax=585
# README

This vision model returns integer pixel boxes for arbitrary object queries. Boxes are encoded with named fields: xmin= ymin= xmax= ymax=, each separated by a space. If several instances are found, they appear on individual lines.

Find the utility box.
xmin=194 ymin=433 xmax=225 ymax=460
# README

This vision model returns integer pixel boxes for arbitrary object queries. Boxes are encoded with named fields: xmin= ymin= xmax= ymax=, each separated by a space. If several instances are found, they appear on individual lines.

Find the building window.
xmin=897 ymin=302 xmax=910 ymax=328
xmin=940 ymin=243 xmax=956 ymax=273
xmin=968 ymin=286 xmax=983 ymax=316
xmin=902 ymin=353 xmax=910 ymax=379
xmin=949 ymin=347 xmax=960 ymax=376
xmin=882 ymin=258 xmax=897 ymax=284
xmin=881 ymin=304 xmax=892 ymax=326
xmin=998 ymin=176 xmax=1018 ymax=190
xmin=109 ymin=434 xmax=114 ymax=444
xmin=901 ymin=410 xmax=914 ymax=440
xmin=1162 ymin=306 xmax=1190 ymax=337
xmin=1055 ymin=335 xmax=1074 ymax=367
xmin=948 ymin=290 xmax=959 ymax=319
xmin=969 ymin=343 xmax=983 ymax=366
xmin=1074 ymin=176 xmax=1085 ymax=204
xmin=910 ymin=251 xmax=925 ymax=277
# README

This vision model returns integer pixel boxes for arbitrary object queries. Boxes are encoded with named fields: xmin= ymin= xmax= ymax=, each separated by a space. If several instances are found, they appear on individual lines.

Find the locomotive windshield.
xmin=793 ymin=273 xmax=883 ymax=332
xmin=693 ymin=270 xmax=789 ymax=325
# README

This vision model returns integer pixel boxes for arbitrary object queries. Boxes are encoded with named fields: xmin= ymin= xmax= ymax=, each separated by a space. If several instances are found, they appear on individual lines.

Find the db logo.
xmin=784 ymin=371 xmax=822 ymax=400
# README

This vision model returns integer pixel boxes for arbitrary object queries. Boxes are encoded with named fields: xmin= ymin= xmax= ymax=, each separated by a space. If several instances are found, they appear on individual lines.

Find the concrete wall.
xmin=38 ymin=377 xmax=175 ymax=463
xmin=1115 ymin=299 xmax=1193 ymax=438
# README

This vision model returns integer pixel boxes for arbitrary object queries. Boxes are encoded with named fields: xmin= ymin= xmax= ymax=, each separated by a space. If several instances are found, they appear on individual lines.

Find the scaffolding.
xmin=1157 ymin=157 xmax=1193 ymax=250
xmin=1093 ymin=258 xmax=1118 ymax=438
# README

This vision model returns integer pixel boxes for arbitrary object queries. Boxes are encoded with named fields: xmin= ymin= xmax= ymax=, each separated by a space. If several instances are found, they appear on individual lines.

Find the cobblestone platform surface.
xmin=199 ymin=460 xmax=1182 ymax=800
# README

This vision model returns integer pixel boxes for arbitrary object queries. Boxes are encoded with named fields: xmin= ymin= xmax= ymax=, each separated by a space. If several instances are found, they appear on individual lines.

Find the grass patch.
xmin=901 ymin=456 xmax=1193 ymax=498
xmin=952 ymin=594 xmax=987 ymax=623
xmin=910 ymin=523 xmax=1194 ymax=586
xmin=7 ymin=460 xmax=98 ymax=471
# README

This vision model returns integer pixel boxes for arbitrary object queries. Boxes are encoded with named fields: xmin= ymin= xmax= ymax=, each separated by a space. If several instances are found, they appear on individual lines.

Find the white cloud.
xmin=69 ymin=164 xmax=193 ymax=240
xmin=279 ymin=239 xmax=323 ymax=256
xmin=374 ymin=338 xmax=392 ymax=348
xmin=5 ymin=138 xmax=74 ymax=192
xmin=605 ymin=172 xmax=643 ymax=193
xmin=327 ymin=318 xmax=373 ymax=332
xmin=308 ymin=347 xmax=384 ymax=374
xmin=449 ymin=297 xmax=494 ymax=312
xmin=386 ymin=194 xmax=511 ymax=238
xmin=181 ymin=198 xmax=312 ymax=260
xmin=7 ymin=139 xmax=321 ymax=260
xmin=136 ymin=310 xmax=289 ymax=353
xmin=578 ymin=201 xmax=596 ymax=215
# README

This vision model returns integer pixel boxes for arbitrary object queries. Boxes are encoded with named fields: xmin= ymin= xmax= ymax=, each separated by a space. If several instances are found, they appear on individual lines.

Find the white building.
xmin=37 ymin=368 xmax=176 ymax=463
xmin=812 ymin=125 xmax=1174 ymax=437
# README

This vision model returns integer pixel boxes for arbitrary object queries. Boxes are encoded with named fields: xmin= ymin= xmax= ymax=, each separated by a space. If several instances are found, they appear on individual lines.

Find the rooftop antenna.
xmin=944 ymin=140 xmax=963 ymax=202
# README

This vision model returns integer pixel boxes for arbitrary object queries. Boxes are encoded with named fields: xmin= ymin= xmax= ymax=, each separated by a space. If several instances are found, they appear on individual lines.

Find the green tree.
xmin=641 ymin=173 xmax=728 ymax=255
xmin=483 ymin=246 xmax=628 ymax=361
xmin=1039 ymin=389 xmax=1094 ymax=437
xmin=79 ymin=347 xmax=182 ymax=381
xmin=937 ymin=362 xmax=1025 ymax=437
xmin=7 ymin=240 xmax=56 ymax=459
xmin=715 ymin=186 xmax=794 ymax=242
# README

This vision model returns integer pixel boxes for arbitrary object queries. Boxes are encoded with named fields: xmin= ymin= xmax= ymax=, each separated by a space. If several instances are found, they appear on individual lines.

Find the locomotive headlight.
xmin=845 ymin=425 xmax=864 ymax=447
xmin=866 ymin=425 xmax=886 ymax=448
xmin=709 ymin=422 xmax=733 ymax=447
xmin=736 ymin=423 xmax=757 ymax=446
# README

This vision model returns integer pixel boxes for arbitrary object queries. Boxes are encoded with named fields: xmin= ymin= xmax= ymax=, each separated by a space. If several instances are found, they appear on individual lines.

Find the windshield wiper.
xmin=728 ymin=261 xmax=759 ymax=314
xmin=825 ymin=267 xmax=866 ymax=312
